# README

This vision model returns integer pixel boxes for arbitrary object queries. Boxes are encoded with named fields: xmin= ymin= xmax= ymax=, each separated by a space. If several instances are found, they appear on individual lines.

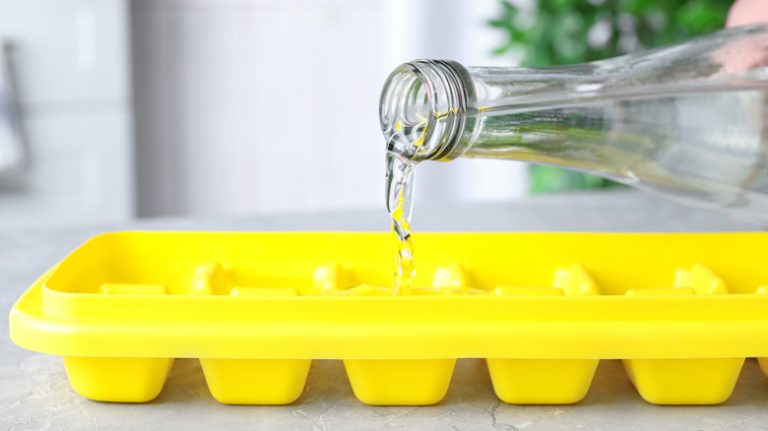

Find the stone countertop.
xmin=2 ymin=191 xmax=767 ymax=431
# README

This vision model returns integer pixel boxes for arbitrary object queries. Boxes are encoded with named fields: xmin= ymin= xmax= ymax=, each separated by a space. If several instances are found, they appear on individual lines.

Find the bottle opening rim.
xmin=379 ymin=59 xmax=468 ymax=162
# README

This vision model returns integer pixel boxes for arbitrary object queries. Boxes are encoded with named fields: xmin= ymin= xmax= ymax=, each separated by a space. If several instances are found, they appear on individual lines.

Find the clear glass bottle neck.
xmin=379 ymin=25 xmax=768 ymax=221
xmin=380 ymin=25 xmax=768 ymax=167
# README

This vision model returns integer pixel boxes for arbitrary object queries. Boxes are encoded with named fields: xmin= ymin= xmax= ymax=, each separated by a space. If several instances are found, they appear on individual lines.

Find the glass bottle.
xmin=380 ymin=25 xmax=768 ymax=222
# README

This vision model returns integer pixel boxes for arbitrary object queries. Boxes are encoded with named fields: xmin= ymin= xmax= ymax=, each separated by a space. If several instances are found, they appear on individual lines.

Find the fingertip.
xmin=727 ymin=0 xmax=768 ymax=27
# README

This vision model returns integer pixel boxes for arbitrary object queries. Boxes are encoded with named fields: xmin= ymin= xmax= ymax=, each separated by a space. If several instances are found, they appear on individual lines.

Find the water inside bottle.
xmin=385 ymin=153 xmax=416 ymax=294
xmin=465 ymin=81 xmax=768 ymax=215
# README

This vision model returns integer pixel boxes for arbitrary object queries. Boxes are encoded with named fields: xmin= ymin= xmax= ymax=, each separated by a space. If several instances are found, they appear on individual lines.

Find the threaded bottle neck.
xmin=379 ymin=60 xmax=471 ymax=163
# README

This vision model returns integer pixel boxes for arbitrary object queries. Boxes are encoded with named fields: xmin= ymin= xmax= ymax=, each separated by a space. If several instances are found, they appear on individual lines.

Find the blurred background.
xmin=0 ymin=0 xmax=732 ymax=228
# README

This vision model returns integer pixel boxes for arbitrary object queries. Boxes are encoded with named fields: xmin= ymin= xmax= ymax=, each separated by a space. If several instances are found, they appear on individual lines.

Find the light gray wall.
xmin=131 ymin=0 xmax=528 ymax=218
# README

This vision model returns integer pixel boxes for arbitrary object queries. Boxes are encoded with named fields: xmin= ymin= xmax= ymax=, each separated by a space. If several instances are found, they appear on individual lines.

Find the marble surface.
xmin=2 ymin=191 xmax=768 ymax=431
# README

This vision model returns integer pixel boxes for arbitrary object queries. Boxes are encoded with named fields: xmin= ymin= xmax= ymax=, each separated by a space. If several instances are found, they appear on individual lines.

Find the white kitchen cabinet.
xmin=0 ymin=0 xmax=133 ymax=228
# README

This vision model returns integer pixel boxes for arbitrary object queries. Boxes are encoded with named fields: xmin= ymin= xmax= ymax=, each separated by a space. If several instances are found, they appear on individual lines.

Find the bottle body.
xmin=380 ymin=25 xmax=768 ymax=221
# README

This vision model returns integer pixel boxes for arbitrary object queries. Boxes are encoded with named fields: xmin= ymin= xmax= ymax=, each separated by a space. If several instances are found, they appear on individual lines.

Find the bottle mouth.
xmin=379 ymin=60 xmax=469 ymax=162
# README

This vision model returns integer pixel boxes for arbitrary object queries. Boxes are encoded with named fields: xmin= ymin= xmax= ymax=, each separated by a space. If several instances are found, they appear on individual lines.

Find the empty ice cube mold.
xmin=10 ymin=232 xmax=768 ymax=405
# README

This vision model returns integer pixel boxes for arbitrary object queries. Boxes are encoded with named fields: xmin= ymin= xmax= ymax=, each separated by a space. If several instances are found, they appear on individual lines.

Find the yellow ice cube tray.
xmin=10 ymin=231 xmax=768 ymax=406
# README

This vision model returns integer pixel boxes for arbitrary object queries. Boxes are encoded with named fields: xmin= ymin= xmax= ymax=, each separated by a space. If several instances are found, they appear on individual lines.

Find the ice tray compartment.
xmin=622 ymin=264 xmax=745 ymax=404
xmin=61 ymin=279 xmax=176 ymax=403
xmin=11 ymin=232 xmax=768 ymax=406
xmin=488 ymin=264 xmax=600 ymax=404
xmin=200 ymin=359 xmax=311 ymax=405
xmin=63 ymin=357 xmax=174 ymax=403
xmin=344 ymin=359 xmax=456 ymax=405
xmin=197 ymin=285 xmax=312 ymax=404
